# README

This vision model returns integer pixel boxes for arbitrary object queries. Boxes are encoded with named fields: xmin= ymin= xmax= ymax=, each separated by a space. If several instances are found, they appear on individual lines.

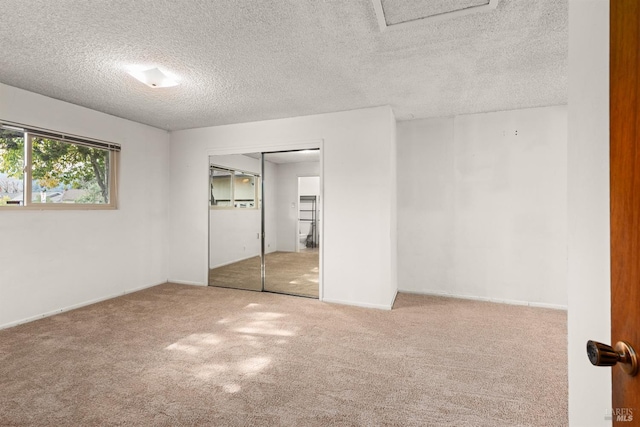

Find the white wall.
xmin=397 ymin=105 xmax=567 ymax=308
xmin=299 ymin=176 xmax=320 ymax=196
xmin=271 ymin=161 xmax=320 ymax=252
xmin=568 ymin=0 xmax=611 ymax=425
xmin=169 ymin=106 xmax=398 ymax=309
xmin=209 ymin=210 xmax=261 ymax=268
xmin=0 ymin=83 xmax=170 ymax=329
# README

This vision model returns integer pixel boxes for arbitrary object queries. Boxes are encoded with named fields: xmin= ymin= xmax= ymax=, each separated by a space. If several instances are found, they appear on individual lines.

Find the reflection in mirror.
xmin=233 ymin=171 xmax=257 ymax=208
xmin=210 ymin=168 xmax=232 ymax=207
xmin=208 ymin=153 xmax=262 ymax=291
xmin=263 ymin=150 xmax=320 ymax=298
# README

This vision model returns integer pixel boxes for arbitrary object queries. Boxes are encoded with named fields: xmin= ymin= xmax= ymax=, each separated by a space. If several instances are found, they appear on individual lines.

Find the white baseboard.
xmin=168 ymin=279 xmax=207 ymax=286
xmin=209 ymin=254 xmax=260 ymax=270
xmin=398 ymin=289 xmax=567 ymax=310
xmin=526 ymin=301 xmax=567 ymax=310
xmin=322 ymin=297 xmax=394 ymax=311
xmin=390 ymin=290 xmax=398 ymax=308
xmin=0 ymin=280 xmax=168 ymax=331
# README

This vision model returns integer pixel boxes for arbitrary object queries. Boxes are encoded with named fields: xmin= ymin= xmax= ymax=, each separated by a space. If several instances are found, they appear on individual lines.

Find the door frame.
xmin=205 ymin=139 xmax=324 ymax=300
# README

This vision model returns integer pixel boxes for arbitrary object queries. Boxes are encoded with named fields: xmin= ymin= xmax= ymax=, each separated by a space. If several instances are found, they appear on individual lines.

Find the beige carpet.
xmin=0 ymin=284 xmax=567 ymax=426
xmin=209 ymin=251 xmax=319 ymax=298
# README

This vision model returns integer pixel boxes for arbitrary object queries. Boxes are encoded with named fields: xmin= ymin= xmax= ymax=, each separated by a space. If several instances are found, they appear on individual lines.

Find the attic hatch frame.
xmin=371 ymin=0 xmax=499 ymax=32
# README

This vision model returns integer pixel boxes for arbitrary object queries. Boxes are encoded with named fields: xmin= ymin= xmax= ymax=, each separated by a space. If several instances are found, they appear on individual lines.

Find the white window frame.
xmin=210 ymin=165 xmax=260 ymax=210
xmin=0 ymin=121 xmax=120 ymax=210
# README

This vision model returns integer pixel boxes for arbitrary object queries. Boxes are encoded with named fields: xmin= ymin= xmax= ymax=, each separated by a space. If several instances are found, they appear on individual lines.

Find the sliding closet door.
xmin=262 ymin=150 xmax=320 ymax=298
xmin=208 ymin=153 xmax=262 ymax=291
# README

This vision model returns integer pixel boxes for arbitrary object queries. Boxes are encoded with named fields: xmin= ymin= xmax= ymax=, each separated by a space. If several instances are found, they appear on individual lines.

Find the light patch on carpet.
xmin=166 ymin=333 xmax=223 ymax=354
xmin=195 ymin=364 xmax=229 ymax=380
xmin=289 ymin=274 xmax=318 ymax=284
xmin=223 ymin=383 xmax=241 ymax=393
xmin=234 ymin=323 xmax=295 ymax=337
xmin=238 ymin=356 xmax=271 ymax=375
xmin=189 ymin=333 xmax=223 ymax=346
xmin=250 ymin=312 xmax=286 ymax=320
xmin=165 ymin=343 xmax=199 ymax=354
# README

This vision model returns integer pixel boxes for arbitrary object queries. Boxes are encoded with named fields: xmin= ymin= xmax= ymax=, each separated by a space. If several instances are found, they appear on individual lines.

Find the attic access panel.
xmin=372 ymin=0 xmax=499 ymax=31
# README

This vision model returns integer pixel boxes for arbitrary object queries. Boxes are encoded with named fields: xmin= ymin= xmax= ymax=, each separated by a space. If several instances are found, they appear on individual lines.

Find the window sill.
xmin=0 ymin=204 xmax=117 ymax=211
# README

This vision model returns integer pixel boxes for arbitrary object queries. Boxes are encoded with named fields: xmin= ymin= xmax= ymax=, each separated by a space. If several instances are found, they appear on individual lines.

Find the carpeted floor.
xmin=209 ymin=251 xmax=319 ymax=298
xmin=0 ymin=284 xmax=567 ymax=426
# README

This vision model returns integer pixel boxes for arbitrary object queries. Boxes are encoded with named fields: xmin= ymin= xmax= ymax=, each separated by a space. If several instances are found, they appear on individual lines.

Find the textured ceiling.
xmin=0 ymin=0 xmax=567 ymax=131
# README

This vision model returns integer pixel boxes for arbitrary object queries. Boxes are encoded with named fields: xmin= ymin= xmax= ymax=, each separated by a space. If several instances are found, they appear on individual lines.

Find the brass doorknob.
xmin=587 ymin=340 xmax=638 ymax=376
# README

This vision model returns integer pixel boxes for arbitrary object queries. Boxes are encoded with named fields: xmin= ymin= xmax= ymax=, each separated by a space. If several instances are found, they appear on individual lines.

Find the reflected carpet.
xmin=209 ymin=250 xmax=319 ymax=298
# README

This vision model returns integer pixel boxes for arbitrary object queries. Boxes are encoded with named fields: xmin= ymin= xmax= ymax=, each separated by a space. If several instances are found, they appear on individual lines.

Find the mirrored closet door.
xmin=262 ymin=150 xmax=320 ymax=298
xmin=208 ymin=153 xmax=262 ymax=291
xmin=208 ymin=150 xmax=320 ymax=298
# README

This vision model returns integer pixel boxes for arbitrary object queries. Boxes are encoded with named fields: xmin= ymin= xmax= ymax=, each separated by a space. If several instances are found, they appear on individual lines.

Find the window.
xmin=210 ymin=166 xmax=260 ymax=209
xmin=234 ymin=171 xmax=257 ymax=208
xmin=210 ymin=168 xmax=232 ymax=207
xmin=0 ymin=121 xmax=119 ymax=209
xmin=0 ymin=129 xmax=25 ymax=206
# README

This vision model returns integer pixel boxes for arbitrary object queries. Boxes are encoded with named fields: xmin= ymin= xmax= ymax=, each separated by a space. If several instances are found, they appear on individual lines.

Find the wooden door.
xmin=611 ymin=0 xmax=640 ymax=419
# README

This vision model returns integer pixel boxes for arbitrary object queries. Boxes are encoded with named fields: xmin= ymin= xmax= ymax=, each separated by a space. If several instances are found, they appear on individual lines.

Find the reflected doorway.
xmin=298 ymin=177 xmax=320 ymax=252
xmin=208 ymin=149 xmax=321 ymax=299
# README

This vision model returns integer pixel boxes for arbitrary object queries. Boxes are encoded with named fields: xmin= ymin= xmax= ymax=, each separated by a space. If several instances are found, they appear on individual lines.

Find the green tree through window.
xmin=0 ymin=129 xmax=24 ymax=205
xmin=31 ymin=137 xmax=109 ymax=204
xmin=0 ymin=129 xmax=112 ymax=205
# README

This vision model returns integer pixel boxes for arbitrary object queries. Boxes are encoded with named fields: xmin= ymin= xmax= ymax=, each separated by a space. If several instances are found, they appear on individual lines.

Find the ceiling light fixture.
xmin=128 ymin=67 xmax=179 ymax=88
